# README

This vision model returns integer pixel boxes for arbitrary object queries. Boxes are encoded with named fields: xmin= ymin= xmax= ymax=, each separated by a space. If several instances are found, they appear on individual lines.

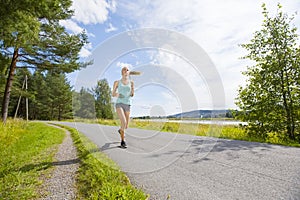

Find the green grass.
xmin=89 ymin=119 xmax=299 ymax=147
xmin=0 ymin=119 xmax=148 ymax=199
xmin=0 ymin=119 xmax=65 ymax=200
xmin=67 ymin=118 xmax=300 ymax=147
xmin=67 ymin=118 xmax=118 ymax=126
xmin=55 ymin=124 xmax=149 ymax=200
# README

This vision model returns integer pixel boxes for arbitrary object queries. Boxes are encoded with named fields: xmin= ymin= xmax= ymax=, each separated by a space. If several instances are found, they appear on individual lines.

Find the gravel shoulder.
xmin=38 ymin=124 xmax=79 ymax=200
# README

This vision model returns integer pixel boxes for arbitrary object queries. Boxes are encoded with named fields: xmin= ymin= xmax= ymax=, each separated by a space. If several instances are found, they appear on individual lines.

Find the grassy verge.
xmin=75 ymin=118 xmax=299 ymax=147
xmin=54 ymin=124 xmax=148 ymax=200
xmin=0 ymin=119 xmax=65 ymax=199
xmin=66 ymin=118 xmax=118 ymax=126
xmin=129 ymin=120 xmax=300 ymax=147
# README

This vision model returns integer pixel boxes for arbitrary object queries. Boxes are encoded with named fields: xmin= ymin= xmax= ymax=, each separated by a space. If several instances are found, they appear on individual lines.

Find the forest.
xmin=0 ymin=68 xmax=113 ymax=121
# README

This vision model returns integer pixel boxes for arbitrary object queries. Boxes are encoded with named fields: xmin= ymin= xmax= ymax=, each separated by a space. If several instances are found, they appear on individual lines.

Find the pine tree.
xmin=45 ymin=72 xmax=73 ymax=120
xmin=0 ymin=0 xmax=90 ymax=122
xmin=29 ymin=70 xmax=49 ymax=120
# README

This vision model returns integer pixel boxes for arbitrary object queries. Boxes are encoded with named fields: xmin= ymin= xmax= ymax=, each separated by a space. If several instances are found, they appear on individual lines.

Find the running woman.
xmin=112 ymin=67 xmax=134 ymax=148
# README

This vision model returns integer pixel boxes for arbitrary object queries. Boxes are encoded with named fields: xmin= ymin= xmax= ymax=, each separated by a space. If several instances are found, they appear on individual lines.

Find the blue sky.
xmin=60 ymin=0 xmax=300 ymax=117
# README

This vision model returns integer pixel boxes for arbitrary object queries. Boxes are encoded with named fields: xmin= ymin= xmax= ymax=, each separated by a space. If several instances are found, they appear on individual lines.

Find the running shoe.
xmin=121 ymin=140 xmax=127 ymax=148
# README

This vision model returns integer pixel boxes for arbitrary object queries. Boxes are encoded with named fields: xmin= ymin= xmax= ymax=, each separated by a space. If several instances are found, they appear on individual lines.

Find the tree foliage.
xmin=236 ymin=4 xmax=300 ymax=142
xmin=4 ymin=70 xmax=115 ymax=121
xmin=73 ymin=88 xmax=96 ymax=119
xmin=93 ymin=79 xmax=113 ymax=119
xmin=12 ymin=70 xmax=73 ymax=120
xmin=0 ymin=0 xmax=90 ymax=122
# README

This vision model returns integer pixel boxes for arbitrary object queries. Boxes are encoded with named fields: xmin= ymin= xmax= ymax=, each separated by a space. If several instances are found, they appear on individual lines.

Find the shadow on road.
xmin=144 ymin=138 xmax=276 ymax=164
xmin=100 ymin=142 xmax=120 ymax=151
xmin=191 ymin=138 xmax=274 ymax=153
xmin=189 ymin=138 xmax=276 ymax=164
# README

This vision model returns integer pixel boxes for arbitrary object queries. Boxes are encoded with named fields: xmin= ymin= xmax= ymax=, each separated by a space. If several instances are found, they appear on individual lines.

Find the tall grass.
xmin=66 ymin=118 xmax=299 ymax=146
xmin=56 ymin=124 xmax=149 ymax=200
xmin=0 ymin=120 xmax=65 ymax=199
xmin=68 ymin=118 xmax=118 ymax=126
xmin=99 ymin=119 xmax=299 ymax=147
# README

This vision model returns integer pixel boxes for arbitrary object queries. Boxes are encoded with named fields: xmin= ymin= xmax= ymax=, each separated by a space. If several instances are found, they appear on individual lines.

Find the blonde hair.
xmin=121 ymin=66 xmax=141 ymax=75
xmin=129 ymin=71 xmax=141 ymax=75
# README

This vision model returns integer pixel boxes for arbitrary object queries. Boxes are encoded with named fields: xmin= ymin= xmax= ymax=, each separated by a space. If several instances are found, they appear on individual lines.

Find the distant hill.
xmin=133 ymin=109 xmax=235 ymax=119
xmin=167 ymin=109 xmax=232 ymax=118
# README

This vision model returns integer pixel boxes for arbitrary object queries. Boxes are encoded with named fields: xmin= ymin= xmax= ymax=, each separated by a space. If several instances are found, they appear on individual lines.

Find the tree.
xmin=236 ymin=4 xmax=300 ymax=141
xmin=45 ymin=72 xmax=73 ymax=120
xmin=21 ymin=70 xmax=73 ymax=120
xmin=0 ymin=0 xmax=90 ymax=122
xmin=73 ymin=88 xmax=96 ymax=119
xmin=0 ymin=54 xmax=11 ymax=108
xmin=29 ymin=70 xmax=49 ymax=120
xmin=93 ymin=79 xmax=113 ymax=119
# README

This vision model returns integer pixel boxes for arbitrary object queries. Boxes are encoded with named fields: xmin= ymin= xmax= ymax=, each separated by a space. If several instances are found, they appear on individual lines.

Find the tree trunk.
xmin=2 ymin=48 xmax=19 ymax=123
xmin=280 ymin=69 xmax=295 ymax=140
xmin=58 ymin=104 xmax=61 ymax=121
xmin=286 ymin=84 xmax=296 ymax=140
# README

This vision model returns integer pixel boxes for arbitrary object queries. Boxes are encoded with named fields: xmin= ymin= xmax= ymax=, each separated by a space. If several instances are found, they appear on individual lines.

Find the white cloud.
xmin=88 ymin=32 xmax=96 ymax=38
xmin=105 ymin=23 xmax=117 ymax=33
xmin=69 ymin=0 xmax=300 ymax=115
xmin=150 ymin=50 xmax=213 ymax=110
xmin=116 ymin=0 xmax=300 ymax=109
xmin=71 ymin=0 xmax=114 ymax=25
xmin=116 ymin=62 xmax=132 ymax=69
xmin=61 ymin=0 xmax=117 ymax=58
xmin=79 ymin=43 xmax=93 ymax=58
xmin=108 ymin=0 xmax=117 ymax=13
xmin=59 ymin=20 xmax=84 ymax=34
xmin=58 ymin=20 xmax=92 ymax=58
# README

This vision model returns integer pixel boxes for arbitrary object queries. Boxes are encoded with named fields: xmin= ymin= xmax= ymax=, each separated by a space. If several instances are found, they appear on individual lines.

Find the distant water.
xmin=136 ymin=119 xmax=248 ymax=126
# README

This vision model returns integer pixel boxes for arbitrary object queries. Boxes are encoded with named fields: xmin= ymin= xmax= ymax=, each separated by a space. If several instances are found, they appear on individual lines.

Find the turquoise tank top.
xmin=116 ymin=80 xmax=132 ymax=105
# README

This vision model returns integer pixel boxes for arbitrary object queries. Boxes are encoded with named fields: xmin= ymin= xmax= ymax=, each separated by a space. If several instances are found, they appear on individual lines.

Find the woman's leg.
xmin=116 ymin=107 xmax=126 ymax=141
xmin=124 ymin=111 xmax=130 ymax=129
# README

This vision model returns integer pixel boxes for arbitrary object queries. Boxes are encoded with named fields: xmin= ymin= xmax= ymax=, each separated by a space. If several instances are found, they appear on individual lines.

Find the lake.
xmin=135 ymin=119 xmax=248 ymax=126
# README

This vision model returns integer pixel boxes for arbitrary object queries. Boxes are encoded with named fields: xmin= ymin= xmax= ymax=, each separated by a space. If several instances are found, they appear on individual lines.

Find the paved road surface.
xmin=54 ymin=122 xmax=300 ymax=200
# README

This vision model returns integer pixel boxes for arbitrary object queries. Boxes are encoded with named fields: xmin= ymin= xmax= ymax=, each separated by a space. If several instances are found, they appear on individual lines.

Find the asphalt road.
xmin=55 ymin=122 xmax=300 ymax=200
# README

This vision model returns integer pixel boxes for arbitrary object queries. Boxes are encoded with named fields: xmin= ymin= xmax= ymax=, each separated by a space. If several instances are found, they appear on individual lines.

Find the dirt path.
xmin=39 ymin=124 xmax=79 ymax=200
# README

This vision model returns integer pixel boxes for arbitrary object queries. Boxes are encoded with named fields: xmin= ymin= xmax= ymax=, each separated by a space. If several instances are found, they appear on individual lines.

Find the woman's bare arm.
xmin=130 ymin=81 xmax=134 ymax=97
xmin=112 ymin=81 xmax=119 ymax=97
